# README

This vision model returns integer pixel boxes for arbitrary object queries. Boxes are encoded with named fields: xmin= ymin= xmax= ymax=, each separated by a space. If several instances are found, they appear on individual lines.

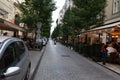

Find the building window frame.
xmin=113 ymin=0 xmax=120 ymax=14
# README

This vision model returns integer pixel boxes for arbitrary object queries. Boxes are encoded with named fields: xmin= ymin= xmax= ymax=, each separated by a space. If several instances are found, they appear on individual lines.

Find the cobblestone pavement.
xmin=33 ymin=40 xmax=120 ymax=80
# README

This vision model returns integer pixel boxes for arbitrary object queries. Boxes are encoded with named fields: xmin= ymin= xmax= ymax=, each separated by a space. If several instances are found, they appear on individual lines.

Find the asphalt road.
xmin=33 ymin=39 xmax=120 ymax=80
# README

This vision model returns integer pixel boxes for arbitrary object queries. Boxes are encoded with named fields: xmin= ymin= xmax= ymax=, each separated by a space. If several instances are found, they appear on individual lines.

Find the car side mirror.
xmin=0 ymin=67 xmax=20 ymax=79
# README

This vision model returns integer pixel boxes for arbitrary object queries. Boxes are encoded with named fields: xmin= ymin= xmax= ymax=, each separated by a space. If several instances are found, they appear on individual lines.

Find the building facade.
xmin=0 ymin=0 xmax=15 ymax=23
xmin=0 ymin=0 xmax=25 ymax=37
xmin=104 ymin=0 xmax=120 ymax=24
xmin=79 ymin=0 xmax=120 ymax=44
xmin=100 ymin=0 xmax=120 ymax=43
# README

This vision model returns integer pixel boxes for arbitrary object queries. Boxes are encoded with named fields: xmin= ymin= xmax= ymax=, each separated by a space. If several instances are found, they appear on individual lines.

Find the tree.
xmin=51 ymin=25 xmax=60 ymax=39
xmin=18 ymin=0 xmax=56 ymax=38
xmin=57 ymin=0 xmax=106 ymax=45
xmin=60 ymin=7 xmax=80 ymax=41
xmin=61 ymin=8 xmax=73 ymax=40
xmin=73 ymin=0 xmax=106 ymax=29
xmin=52 ymin=0 xmax=106 ymax=41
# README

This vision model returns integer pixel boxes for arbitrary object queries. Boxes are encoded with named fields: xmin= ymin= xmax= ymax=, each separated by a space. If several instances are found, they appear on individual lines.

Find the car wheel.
xmin=24 ymin=65 xmax=31 ymax=80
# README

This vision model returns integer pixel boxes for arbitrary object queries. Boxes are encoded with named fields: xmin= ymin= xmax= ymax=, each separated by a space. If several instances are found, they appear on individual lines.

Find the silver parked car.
xmin=42 ymin=37 xmax=47 ymax=46
xmin=0 ymin=36 xmax=31 ymax=80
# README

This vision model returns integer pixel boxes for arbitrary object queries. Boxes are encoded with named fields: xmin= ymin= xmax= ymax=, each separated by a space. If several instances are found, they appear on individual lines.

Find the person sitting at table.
xmin=106 ymin=43 xmax=118 ymax=63
xmin=106 ymin=43 xmax=117 ymax=55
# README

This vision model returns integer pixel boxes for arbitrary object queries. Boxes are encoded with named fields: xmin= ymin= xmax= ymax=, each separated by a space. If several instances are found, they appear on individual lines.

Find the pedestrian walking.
xmin=100 ymin=43 xmax=107 ymax=65
xmin=54 ymin=39 xmax=56 ymax=45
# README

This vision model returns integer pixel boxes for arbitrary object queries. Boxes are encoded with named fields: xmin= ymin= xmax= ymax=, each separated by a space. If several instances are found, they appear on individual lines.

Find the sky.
xmin=51 ymin=0 xmax=66 ymax=34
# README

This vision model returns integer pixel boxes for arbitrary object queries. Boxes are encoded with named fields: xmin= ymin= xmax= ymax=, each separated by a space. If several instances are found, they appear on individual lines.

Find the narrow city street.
xmin=33 ymin=39 xmax=120 ymax=80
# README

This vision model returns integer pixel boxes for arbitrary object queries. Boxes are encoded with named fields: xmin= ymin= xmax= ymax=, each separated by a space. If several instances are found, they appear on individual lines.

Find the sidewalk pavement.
xmin=97 ymin=62 xmax=120 ymax=75
xmin=29 ymin=47 xmax=46 ymax=80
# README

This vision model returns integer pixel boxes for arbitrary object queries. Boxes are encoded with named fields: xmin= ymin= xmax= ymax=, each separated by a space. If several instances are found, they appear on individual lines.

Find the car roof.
xmin=0 ymin=36 xmax=11 ymax=42
xmin=0 ymin=36 xmax=19 ymax=43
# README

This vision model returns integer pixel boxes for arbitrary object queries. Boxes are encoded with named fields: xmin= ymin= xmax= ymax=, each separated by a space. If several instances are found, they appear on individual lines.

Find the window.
xmin=0 ymin=41 xmax=26 ymax=74
xmin=0 ymin=43 xmax=16 ymax=73
xmin=15 ymin=41 xmax=25 ymax=59
xmin=113 ymin=0 xmax=120 ymax=14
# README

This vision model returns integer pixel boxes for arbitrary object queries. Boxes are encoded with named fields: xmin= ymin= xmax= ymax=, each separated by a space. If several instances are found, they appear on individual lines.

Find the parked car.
xmin=35 ymin=38 xmax=43 ymax=50
xmin=0 ymin=36 xmax=31 ymax=80
xmin=42 ymin=37 xmax=47 ymax=46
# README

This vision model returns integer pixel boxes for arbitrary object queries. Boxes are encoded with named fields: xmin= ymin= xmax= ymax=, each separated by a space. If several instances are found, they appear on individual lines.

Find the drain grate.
xmin=61 ymin=55 xmax=70 ymax=57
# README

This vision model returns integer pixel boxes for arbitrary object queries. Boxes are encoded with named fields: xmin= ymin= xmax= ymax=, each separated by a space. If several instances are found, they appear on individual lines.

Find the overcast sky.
xmin=51 ymin=0 xmax=66 ymax=34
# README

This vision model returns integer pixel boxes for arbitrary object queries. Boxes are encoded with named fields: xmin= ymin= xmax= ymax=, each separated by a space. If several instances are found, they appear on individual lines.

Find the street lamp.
xmin=36 ymin=22 xmax=42 ymax=39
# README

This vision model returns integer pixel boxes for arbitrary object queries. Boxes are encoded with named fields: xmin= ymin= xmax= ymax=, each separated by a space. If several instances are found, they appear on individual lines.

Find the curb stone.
xmin=29 ymin=46 xmax=46 ymax=80
xmin=97 ymin=62 xmax=120 ymax=75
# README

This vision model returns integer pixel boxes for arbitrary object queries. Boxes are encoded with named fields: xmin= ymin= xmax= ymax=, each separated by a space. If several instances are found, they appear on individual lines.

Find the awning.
xmin=90 ymin=21 xmax=120 ymax=31
xmin=0 ymin=18 xmax=26 ymax=32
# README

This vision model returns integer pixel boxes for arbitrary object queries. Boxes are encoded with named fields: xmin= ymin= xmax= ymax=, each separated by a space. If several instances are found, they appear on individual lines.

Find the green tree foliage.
xmin=18 ymin=0 xmax=56 ymax=38
xmin=57 ymin=0 xmax=106 ymax=42
xmin=41 ymin=22 xmax=51 ymax=38
xmin=61 ymin=8 xmax=74 ymax=39
xmin=51 ymin=24 xmax=60 ymax=39
xmin=52 ymin=0 xmax=106 ymax=40
xmin=73 ymin=0 xmax=106 ymax=29
xmin=60 ymin=8 xmax=79 ymax=40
